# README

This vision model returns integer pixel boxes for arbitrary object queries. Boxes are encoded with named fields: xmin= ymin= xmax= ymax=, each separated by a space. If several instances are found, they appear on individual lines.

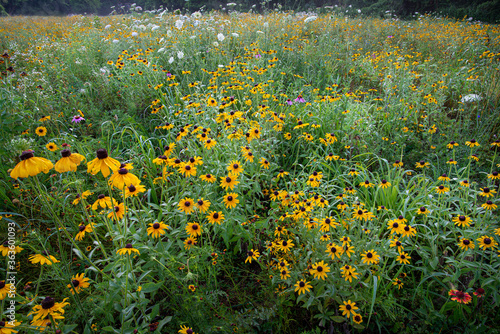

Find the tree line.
xmin=0 ymin=0 xmax=499 ymax=23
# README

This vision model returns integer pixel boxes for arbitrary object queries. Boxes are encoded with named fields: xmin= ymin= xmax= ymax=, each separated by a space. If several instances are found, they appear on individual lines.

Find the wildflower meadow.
xmin=1 ymin=5 xmax=500 ymax=334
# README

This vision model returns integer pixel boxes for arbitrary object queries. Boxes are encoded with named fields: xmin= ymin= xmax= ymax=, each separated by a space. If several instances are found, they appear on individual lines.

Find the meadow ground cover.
xmin=0 ymin=5 xmax=500 ymax=334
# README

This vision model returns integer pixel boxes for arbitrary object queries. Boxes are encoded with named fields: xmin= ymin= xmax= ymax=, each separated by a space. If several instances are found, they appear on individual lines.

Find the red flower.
xmin=449 ymin=290 xmax=472 ymax=304
xmin=473 ymin=288 xmax=485 ymax=298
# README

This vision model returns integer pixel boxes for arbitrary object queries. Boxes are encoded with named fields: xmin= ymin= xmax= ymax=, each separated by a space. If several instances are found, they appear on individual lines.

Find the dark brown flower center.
xmin=20 ymin=150 xmax=34 ymax=160
xmin=346 ymin=304 xmax=352 ymax=310
xmin=484 ymin=238 xmax=491 ymax=245
xmin=98 ymin=194 xmax=105 ymax=199
xmin=79 ymin=225 xmax=86 ymax=231
xmin=463 ymin=239 xmax=470 ymax=245
xmin=153 ymin=223 xmax=160 ymax=229
xmin=213 ymin=213 xmax=219 ymax=219
xmin=61 ymin=149 xmax=71 ymax=157
xmin=125 ymin=243 xmax=133 ymax=248
xmin=118 ymin=168 xmax=128 ymax=175
xmin=72 ymin=280 xmax=80 ymax=287
xmin=316 ymin=266 xmax=323 ymax=272
xmin=96 ymin=149 xmax=108 ymax=159
xmin=225 ymin=177 xmax=232 ymax=183
xmin=366 ymin=252 xmax=373 ymax=258
xmin=299 ymin=281 xmax=305 ymax=287
xmin=41 ymin=297 xmax=55 ymax=309
xmin=227 ymin=196 xmax=233 ymax=201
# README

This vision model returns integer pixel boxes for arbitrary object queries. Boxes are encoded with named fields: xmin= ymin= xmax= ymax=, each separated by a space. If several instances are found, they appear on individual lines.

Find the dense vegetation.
xmin=1 ymin=0 xmax=500 ymax=23
xmin=0 ymin=5 xmax=499 ymax=334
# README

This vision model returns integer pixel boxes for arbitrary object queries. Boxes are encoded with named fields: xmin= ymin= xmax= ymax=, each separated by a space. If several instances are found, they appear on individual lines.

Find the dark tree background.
xmin=0 ymin=0 xmax=498 ymax=23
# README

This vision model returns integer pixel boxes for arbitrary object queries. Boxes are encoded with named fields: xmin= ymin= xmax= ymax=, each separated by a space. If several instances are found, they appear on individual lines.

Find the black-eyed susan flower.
xmin=477 ymin=236 xmax=498 ymax=250
xmin=92 ymin=194 xmax=117 ymax=210
xmin=393 ymin=160 xmax=403 ymax=167
xmin=260 ymin=158 xmax=270 ymax=169
xmin=206 ymin=211 xmax=224 ymax=224
xmin=178 ymin=163 xmax=197 ymax=177
xmin=460 ymin=180 xmax=470 ymax=187
xmin=220 ymin=174 xmax=239 ymax=190
xmin=415 ymin=160 xmax=429 ymax=168
xmin=353 ymin=313 xmax=363 ymax=324
xmin=245 ymin=249 xmax=260 ymax=263
xmin=35 ymin=126 xmax=47 ymax=136
xmin=152 ymin=155 xmax=169 ymax=165
xmin=116 ymin=243 xmax=140 ymax=255
xmin=294 ymin=279 xmax=312 ymax=295
xmin=396 ymin=251 xmax=411 ymax=264
xmin=28 ymin=297 xmax=69 ymax=322
xmin=458 ymin=238 xmax=475 ymax=251
xmin=124 ymin=183 xmax=146 ymax=198
xmin=109 ymin=168 xmax=141 ymax=189
xmin=204 ymin=138 xmax=217 ymax=149
xmin=45 ymin=142 xmax=58 ymax=152
xmin=200 ymin=173 xmax=216 ymax=183
xmin=319 ymin=217 xmax=338 ymax=232
xmin=87 ymin=149 xmax=120 ymax=177
xmin=227 ymin=160 xmax=243 ymax=175
xmin=147 ymin=222 xmax=169 ymax=239
xmin=488 ymin=171 xmax=500 ymax=180
xmin=75 ymin=223 xmax=93 ymax=241
xmin=339 ymin=300 xmax=358 ymax=318
xmin=279 ymin=268 xmax=291 ymax=280
xmin=446 ymin=141 xmax=458 ymax=149
xmin=446 ymin=159 xmax=457 ymax=165
xmin=379 ymin=179 xmax=391 ymax=188
xmin=416 ymin=206 xmax=429 ymax=215
xmin=438 ymin=174 xmax=450 ymax=182
xmin=401 ymin=225 xmax=416 ymax=238
xmin=29 ymin=252 xmax=59 ymax=265
xmin=184 ymin=237 xmax=197 ymax=250
xmin=178 ymin=198 xmax=195 ymax=214
xmin=310 ymin=260 xmax=330 ymax=280
xmin=387 ymin=220 xmax=404 ymax=235
xmin=0 ymin=281 xmax=13 ymax=300
xmin=223 ymin=193 xmax=239 ymax=209
xmin=10 ymin=150 xmax=53 ymax=179
xmin=452 ymin=215 xmax=471 ymax=227
xmin=0 ymin=241 xmax=23 ymax=256
xmin=479 ymin=187 xmax=496 ymax=198
xmin=435 ymin=185 xmax=450 ymax=194
xmin=337 ymin=202 xmax=348 ymax=211
xmin=325 ymin=243 xmax=342 ymax=259
xmin=359 ymin=180 xmax=374 ymax=188
xmin=67 ymin=273 xmax=90 ymax=294
xmin=482 ymin=201 xmax=497 ymax=210
xmin=465 ymin=139 xmax=479 ymax=147
xmin=361 ymin=250 xmax=380 ymax=265
xmin=54 ymin=149 xmax=85 ymax=173
xmin=186 ymin=222 xmax=202 ymax=237
xmin=108 ymin=203 xmax=127 ymax=221
xmin=278 ymin=239 xmax=294 ymax=253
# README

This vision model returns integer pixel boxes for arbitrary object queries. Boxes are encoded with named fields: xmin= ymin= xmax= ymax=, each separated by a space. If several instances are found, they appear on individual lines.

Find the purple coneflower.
xmin=71 ymin=115 xmax=85 ymax=123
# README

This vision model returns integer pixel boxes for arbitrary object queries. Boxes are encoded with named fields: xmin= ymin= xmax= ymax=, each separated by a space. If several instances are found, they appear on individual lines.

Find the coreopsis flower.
xmin=87 ymin=149 xmax=120 ymax=177
xmin=147 ymin=222 xmax=169 ymax=239
xmin=117 ymin=243 xmax=140 ymax=255
xmin=29 ymin=252 xmax=59 ymax=265
xmin=339 ymin=300 xmax=359 ymax=318
xmin=294 ymin=279 xmax=312 ymax=295
xmin=54 ymin=149 xmax=85 ymax=173
xmin=67 ymin=273 xmax=90 ymax=294
xmin=28 ymin=297 xmax=70 ymax=322
xmin=449 ymin=290 xmax=472 ymax=304
xmin=245 ymin=249 xmax=260 ymax=263
xmin=10 ymin=150 xmax=53 ymax=179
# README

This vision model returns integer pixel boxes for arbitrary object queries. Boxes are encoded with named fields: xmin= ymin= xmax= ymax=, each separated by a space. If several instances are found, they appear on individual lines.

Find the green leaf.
xmin=141 ymin=281 xmax=163 ymax=293
xmin=62 ymin=324 xmax=78 ymax=333
xmin=353 ymin=323 xmax=365 ymax=330
xmin=330 ymin=316 xmax=346 ymax=323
